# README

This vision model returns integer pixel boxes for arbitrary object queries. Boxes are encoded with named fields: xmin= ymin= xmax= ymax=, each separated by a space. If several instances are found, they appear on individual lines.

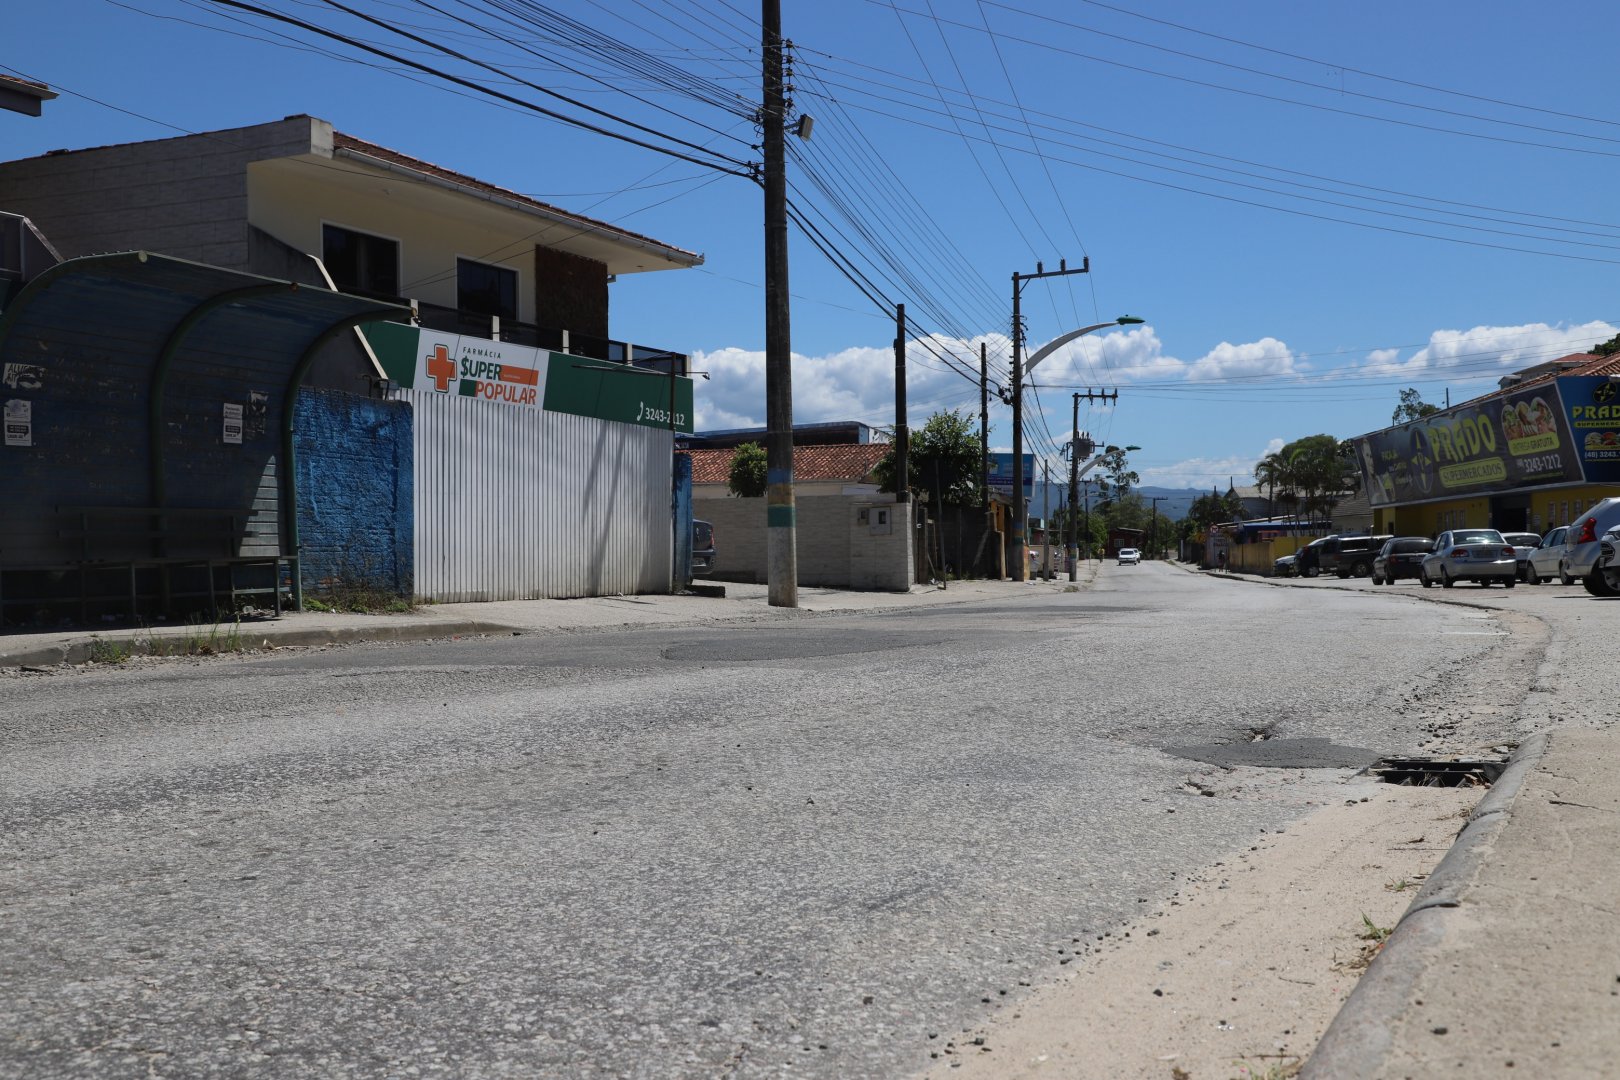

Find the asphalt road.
xmin=0 ymin=563 xmax=1528 ymax=1078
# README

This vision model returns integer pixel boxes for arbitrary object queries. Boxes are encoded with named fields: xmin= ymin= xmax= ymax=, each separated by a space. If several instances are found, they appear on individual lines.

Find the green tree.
xmin=872 ymin=409 xmax=981 ymax=505
xmin=727 ymin=441 xmax=767 ymax=498
xmin=1091 ymin=446 xmax=1139 ymax=504
xmin=1392 ymin=387 xmax=1441 ymax=424
xmin=1186 ymin=490 xmax=1242 ymax=532
xmin=1592 ymin=331 xmax=1620 ymax=357
xmin=1276 ymin=434 xmax=1355 ymax=524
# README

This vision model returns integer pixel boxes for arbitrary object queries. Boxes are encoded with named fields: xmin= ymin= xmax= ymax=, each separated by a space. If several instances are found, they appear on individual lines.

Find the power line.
xmin=199 ymin=0 xmax=756 ymax=176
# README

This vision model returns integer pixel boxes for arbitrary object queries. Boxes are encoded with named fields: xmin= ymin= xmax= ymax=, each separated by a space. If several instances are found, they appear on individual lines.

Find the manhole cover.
xmin=1164 ymin=736 xmax=1384 ymax=770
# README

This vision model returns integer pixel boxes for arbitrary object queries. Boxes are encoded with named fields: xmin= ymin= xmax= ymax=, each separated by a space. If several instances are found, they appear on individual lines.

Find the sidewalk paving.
xmin=5 ymin=560 xmax=1614 ymax=1077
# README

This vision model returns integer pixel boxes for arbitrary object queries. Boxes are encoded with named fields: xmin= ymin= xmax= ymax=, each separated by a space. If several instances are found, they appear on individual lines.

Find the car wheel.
xmin=1505 ymin=577 xmax=1516 ymax=588
xmin=1560 ymin=564 xmax=1575 ymax=586
xmin=1526 ymin=566 xmax=1541 ymax=585
xmin=1583 ymin=571 xmax=1617 ymax=598
xmin=1420 ymin=572 xmax=1433 ymax=588
xmin=1352 ymin=561 xmax=1370 ymax=578
xmin=1442 ymin=569 xmax=1454 ymax=588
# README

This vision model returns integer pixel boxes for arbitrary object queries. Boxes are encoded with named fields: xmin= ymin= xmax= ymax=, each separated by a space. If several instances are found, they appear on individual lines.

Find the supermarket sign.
xmin=365 ymin=322 xmax=693 ymax=432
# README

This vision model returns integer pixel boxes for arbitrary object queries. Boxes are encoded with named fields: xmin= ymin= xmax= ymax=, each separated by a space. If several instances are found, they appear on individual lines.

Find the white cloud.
xmin=1363 ymin=321 xmax=1616 ymax=377
xmin=1139 ymin=438 xmax=1286 ymax=491
xmin=1185 ymin=338 xmax=1297 ymax=382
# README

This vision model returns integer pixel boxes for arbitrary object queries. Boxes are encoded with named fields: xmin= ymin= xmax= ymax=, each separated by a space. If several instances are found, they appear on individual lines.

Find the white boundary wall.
xmin=400 ymin=389 xmax=671 ymax=602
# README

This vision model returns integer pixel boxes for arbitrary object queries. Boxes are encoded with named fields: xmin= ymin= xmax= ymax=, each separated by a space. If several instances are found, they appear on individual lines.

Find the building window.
xmin=322 ymin=224 xmax=399 ymax=297
xmin=457 ymin=258 xmax=518 ymax=321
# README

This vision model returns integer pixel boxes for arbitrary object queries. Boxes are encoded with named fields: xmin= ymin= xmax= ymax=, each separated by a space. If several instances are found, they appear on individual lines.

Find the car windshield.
xmin=1392 ymin=539 xmax=1430 ymax=554
xmin=1503 ymin=533 xmax=1539 ymax=547
xmin=1453 ymin=530 xmax=1504 ymax=545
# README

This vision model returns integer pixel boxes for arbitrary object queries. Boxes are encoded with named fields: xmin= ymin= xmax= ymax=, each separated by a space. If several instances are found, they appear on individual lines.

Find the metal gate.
xmin=401 ymin=389 xmax=671 ymax=602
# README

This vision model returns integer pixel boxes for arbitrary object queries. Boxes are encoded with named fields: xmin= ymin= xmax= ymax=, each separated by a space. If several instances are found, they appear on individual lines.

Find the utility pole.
xmin=1150 ymin=495 xmax=1165 ymax=560
xmin=1065 ymin=390 xmax=1114 ymax=580
xmin=1067 ymin=395 xmax=1093 ymax=582
xmin=1041 ymin=457 xmax=1052 ymax=579
xmin=1010 ymin=258 xmax=1089 ymax=581
xmin=893 ymin=303 xmax=908 ymax=504
xmin=978 ymin=342 xmax=989 ymax=508
xmin=761 ymin=0 xmax=796 ymax=607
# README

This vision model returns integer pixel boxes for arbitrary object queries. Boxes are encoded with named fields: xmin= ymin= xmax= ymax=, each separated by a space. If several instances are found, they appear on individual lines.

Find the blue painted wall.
xmin=673 ymin=452 xmax=693 ymax=588
xmin=294 ymin=389 xmax=413 ymax=596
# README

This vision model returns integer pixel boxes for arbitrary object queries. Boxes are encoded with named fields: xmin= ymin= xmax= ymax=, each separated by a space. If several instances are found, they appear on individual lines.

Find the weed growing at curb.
xmin=86 ymin=637 xmax=131 ymax=664
xmin=1230 ymin=1055 xmax=1303 ymax=1079
xmin=1358 ymin=913 xmax=1393 ymax=943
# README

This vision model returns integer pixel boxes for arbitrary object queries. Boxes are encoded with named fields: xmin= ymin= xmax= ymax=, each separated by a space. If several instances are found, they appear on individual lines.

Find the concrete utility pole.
xmin=893 ymin=303 xmax=908 ymax=504
xmin=979 ymin=342 xmax=989 ymax=508
xmin=1066 ymin=388 xmax=1114 ymax=579
xmin=1041 ymin=457 xmax=1052 ymax=579
xmin=1150 ymin=495 xmax=1165 ymax=559
xmin=1067 ymin=394 xmax=1095 ymax=582
xmin=1010 ymin=258 xmax=1090 ymax=581
xmin=761 ymin=0 xmax=796 ymax=607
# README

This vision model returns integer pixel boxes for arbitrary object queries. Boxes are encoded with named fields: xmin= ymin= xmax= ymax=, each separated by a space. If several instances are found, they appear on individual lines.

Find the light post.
xmin=1008 ymin=310 xmax=1144 ymax=580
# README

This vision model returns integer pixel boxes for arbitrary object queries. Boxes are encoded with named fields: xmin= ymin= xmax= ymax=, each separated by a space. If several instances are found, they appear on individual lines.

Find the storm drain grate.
xmin=1370 ymin=757 xmax=1506 ymax=787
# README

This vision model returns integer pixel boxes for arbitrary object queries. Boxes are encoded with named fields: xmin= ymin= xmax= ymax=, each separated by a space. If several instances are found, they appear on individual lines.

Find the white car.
xmin=1117 ymin=548 xmax=1140 ymax=565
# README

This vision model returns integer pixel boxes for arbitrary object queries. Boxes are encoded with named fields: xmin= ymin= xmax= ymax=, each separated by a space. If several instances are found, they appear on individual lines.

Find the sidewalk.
xmin=1193 ymin=563 xmax=1620 ymax=1077
xmin=0 ymin=569 xmax=1095 ymax=669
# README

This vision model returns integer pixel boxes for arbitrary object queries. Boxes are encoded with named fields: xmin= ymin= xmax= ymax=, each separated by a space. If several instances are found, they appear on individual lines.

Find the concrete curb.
xmin=1301 ymin=732 xmax=1552 ymax=1079
xmin=1 ymin=620 xmax=526 ymax=670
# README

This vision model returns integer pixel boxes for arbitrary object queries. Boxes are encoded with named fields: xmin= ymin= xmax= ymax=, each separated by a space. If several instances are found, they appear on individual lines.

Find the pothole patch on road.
xmin=1163 ymin=736 xmax=1384 ymax=770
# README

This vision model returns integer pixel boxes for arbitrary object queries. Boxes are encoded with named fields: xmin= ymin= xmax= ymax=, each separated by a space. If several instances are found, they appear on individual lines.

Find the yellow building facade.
xmin=1356 ymin=354 xmax=1620 ymax=539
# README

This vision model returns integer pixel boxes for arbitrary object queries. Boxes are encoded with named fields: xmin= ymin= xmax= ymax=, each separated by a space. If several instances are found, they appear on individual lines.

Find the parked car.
xmin=691 ymin=519 xmax=715 ymax=577
xmin=1323 ymin=534 xmax=1394 ymax=578
xmin=1117 ymin=548 xmax=1140 ymax=565
xmin=1419 ymin=528 xmax=1517 ymax=588
xmin=1372 ymin=536 xmax=1432 ymax=584
xmin=1273 ymin=553 xmax=1297 ymax=577
xmin=1597 ymin=527 xmax=1620 ymax=594
xmin=1499 ymin=532 xmax=1542 ymax=581
xmin=1525 ymin=525 xmax=1569 ymax=585
xmin=1557 ymin=497 xmax=1620 ymax=596
xmin=1295 ymin=536 xmax=1332 ymax=577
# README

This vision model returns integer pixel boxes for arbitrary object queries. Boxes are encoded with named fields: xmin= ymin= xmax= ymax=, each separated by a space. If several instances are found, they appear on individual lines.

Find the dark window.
xmin=457 ymin=258 xmax=519 ymax=321
xmin=322 ymin=224 xmax=399 ymax=297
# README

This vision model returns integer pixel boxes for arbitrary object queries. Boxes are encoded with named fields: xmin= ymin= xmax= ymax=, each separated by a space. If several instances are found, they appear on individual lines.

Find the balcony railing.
xmin=390 ymin=300 xmax=688 ymax=377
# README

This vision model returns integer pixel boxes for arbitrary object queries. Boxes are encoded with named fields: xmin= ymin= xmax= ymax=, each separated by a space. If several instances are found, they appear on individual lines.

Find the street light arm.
xmin=1021 ymin=322 xmax=1121 ymax=378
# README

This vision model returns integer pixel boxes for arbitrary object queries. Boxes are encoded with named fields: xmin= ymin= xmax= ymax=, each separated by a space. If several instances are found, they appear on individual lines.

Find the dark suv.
xmin=1322 ymin=534 xmax=1394 ymax=578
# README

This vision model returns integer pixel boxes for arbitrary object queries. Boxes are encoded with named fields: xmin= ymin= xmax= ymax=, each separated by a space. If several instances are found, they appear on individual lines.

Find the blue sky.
xmin=8 ymin=0 xmax=1619 ymax=490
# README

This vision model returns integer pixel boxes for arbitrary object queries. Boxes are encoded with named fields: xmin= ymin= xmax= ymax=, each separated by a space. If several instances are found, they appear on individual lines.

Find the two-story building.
xmin=0 ymin=115 xmax=706 ymax=612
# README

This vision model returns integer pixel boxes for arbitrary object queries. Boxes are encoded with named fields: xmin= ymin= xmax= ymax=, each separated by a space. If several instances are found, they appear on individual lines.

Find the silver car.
xmin=1419 ymin=529 xmax=1518 ymax=589
xmin=1558 ymin=497 xmax=1620 ymax=595
xmin=1525 ymin=525 xmax=1570 ymax=585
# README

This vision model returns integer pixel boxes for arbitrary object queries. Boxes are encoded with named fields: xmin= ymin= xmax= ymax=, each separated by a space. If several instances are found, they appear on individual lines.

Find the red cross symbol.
xmin=426 ymin=345 xmax=456 ymax=393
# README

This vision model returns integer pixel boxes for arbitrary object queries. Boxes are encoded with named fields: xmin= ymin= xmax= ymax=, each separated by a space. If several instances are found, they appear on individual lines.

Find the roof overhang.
xmin=0 ymin=76 xmax=56 ymax=117
xmin=326 ymin=144 xmax=703 ymax=276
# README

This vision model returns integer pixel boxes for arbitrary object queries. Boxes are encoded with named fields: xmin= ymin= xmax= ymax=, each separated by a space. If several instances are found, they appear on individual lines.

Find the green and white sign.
xmin=364 ymin=322 xmax=693 ymax=432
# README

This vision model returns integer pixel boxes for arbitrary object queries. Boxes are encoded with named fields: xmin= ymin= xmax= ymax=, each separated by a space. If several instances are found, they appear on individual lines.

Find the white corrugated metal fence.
xmin=399 ymin=390 xmax=671 ymax=602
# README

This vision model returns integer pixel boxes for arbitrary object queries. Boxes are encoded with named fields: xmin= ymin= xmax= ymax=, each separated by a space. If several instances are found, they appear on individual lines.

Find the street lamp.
xmin=1010 ymin=314 xmax=1143 ymax=581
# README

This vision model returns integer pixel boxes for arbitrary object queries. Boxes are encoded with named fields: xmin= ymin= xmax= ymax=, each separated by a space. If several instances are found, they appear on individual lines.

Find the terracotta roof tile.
xmin=687 ymin=444 xmax=889 ymax=486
